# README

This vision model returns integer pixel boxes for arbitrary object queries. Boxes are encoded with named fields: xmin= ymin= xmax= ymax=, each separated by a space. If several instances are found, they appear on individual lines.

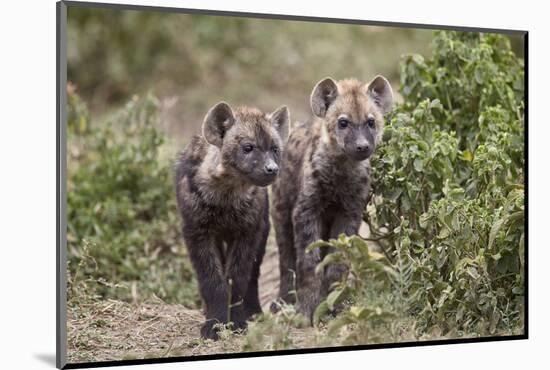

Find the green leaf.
xmin=419 ymin=213 xmax=430 ymax=229
xmin=488 ymin=217 xmax=506 ymax=250
xmin=313 ymin=301 xmax=330 ymax=326
xmin=326 ymin=287 xmax=349 ymax=311
xmin=438 ymin=227 xmax=450 ymax=239
xmin=451 ymin=212 xmax=460 ymax=231
xmin=462 ymin=150 xmax=473 ymax=161
xmin=430 ymin=99 xmax=443 ymax=111
xmin=315 ymin=253 xmax=342 ymax=275
xmin=413 ymin=158 xmax=424 ymax=172
xmin=349 ymin=306 xmax=369 ymax=319
xmin=306 ymin=240 xmax=331 ymax=253
xmin=369 ymin=251 xmax=385 ymax=261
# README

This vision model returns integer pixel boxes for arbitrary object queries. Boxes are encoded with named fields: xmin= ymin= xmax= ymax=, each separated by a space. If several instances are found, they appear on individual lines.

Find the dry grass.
xmin=67 ymin=237 xmax=286 ymax=363
xmin=67 ymin=299 xmax=322 ymax=364
xmin=68 ymin=299 xmax=207 ymax=363
xmin=66 ymin=222 xmax=392 ymax=364
xmin=66 ymin=223 xmax=511 ymax=364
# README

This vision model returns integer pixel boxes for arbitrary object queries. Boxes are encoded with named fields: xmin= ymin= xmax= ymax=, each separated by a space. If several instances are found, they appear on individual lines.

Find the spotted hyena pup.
xmin=176 ymin=102 xmax=289 ymax=339
xmin=271 ymin=76 xmax=393 ymax=321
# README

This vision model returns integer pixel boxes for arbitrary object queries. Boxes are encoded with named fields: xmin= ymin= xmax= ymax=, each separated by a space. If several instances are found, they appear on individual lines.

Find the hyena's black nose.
xmin=264 ymin=163 xmax=279 ymax=175
xmin=356 ymin=143 xmax=369 ymax=152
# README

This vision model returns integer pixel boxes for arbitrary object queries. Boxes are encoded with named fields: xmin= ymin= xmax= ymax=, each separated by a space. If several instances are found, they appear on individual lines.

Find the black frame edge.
xmin=63 ymin=334 xmax=527 ymax=369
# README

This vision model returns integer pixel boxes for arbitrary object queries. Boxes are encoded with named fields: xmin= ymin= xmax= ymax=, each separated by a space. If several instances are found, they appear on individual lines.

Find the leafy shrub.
xmin=67 ymin=91 xmax=199 ymax=307
xmin=314 ymin=31 xmax=524 ymax=340
xmin=308 ymin=236 xmax=400 ymax=344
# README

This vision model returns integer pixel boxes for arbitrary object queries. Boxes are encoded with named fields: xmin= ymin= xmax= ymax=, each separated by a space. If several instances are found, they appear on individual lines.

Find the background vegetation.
xmin=67 ymin=6 xmax=436 ymax=308
xmin=67 ymin=7 xmax=436 ymax=135
xmin=66 ymin=6 xmax=524 ymax=362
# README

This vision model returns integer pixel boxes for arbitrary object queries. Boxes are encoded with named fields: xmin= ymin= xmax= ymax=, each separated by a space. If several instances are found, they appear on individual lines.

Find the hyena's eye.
xmin=367 ymin=117 xmax=376 ymax=128
xmin=271 ymin=146 xmax=279 ymax=154
xmin=242 ymin=144 xmax=254 ymax=153
xmin=338 ymin=118 xmax=349 ymax=129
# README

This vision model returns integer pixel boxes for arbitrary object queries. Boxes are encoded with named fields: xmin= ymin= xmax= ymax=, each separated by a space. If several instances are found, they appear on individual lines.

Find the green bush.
xmin=308 ymin=235 xmax=399 ymax=344
xmin=67 ymin=91 xmax=199 ymax=307
xmin=313 ymin=31 xmax=524 ymax=340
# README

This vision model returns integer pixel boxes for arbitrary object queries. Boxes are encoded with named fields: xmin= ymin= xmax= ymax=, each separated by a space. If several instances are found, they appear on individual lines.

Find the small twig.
xmin=135 ymin=317 xmax=160 ymax=336
xmin=376 ymin=240 xmax=395 ymax=264
xmin=227 ymin=278 xmax=233 ymax=324
xmin=363 ymin=232 xmax=394 ymax=242
xmin=359 ymin=234 xmax=395 ymax=264
xmin=161 ymin=338 xmax=176 ymax=358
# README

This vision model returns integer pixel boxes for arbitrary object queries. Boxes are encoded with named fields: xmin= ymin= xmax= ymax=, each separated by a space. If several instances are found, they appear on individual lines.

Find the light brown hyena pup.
xmin=176 ymin=102 xmax=289 ymax=339
xmin=271 ymin=76 xmax=394 ymax=321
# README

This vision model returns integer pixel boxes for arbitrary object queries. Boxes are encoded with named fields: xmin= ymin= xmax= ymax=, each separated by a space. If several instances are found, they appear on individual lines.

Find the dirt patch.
xmin=67 ymin=240 xmax=285 ymax=363
xmin=65 ymin=224 xmax=381 ymax=363
xmin=68 ymin=300 xmax=206 ymax=363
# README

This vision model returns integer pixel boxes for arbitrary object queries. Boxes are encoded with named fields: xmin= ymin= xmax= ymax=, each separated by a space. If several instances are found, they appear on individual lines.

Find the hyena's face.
xmin=202 ymin=102 xmax=290 ymax=187
xmin=311 ymin=76 xmax=394 ymax=161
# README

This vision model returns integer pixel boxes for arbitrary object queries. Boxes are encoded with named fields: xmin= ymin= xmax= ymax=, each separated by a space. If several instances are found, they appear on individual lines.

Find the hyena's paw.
xmin=200 ymin=318 xmax=247 ymax=340
xmin=231 ymin=319 xmax=248 ymax=333
xmin=200 ymin=320 xmax=221 ymax=340
xmin=230 ymin=306 xmax=248 ymax=328
xmin=269 ymin=294 xmax=296 ymax=313
xmin=269 ymin=301 xmax=282 ymax=314
xmin=244 ymin=302 xmax=263 ymax=319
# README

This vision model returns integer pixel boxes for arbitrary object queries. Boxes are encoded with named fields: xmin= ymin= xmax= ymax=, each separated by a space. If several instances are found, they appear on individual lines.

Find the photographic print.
xmin=57 ymin=1 xmax=527 ymax=368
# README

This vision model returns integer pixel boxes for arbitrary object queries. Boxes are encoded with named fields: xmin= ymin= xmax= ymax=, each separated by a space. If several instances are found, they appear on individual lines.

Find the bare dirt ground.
xmin=66 ymin=241 xmax=298 ymax=363
xmin=66 ymin=223 xmax=377 ymax=364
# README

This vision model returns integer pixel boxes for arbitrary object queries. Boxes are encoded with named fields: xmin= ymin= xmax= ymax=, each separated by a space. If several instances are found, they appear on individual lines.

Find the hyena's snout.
xmin=355 ymin=137 xmax=370 ymax=154
xmin=246 ymin=156 xmax=280 ymax=187
xmin=264 ymin=159 xmax=279 ymax=175
xmin=349 ymin=135 xmax=373 ymax=161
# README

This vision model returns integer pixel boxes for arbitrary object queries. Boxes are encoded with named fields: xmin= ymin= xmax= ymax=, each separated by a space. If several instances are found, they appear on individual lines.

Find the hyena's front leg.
xmin=184 ymin=233 xmax=229 ymax=340
xmin=293 ymin=204 xmax=323 ymax=323
xmin=322 ymin=211 xmax=362 ymax=297
xmin=226 ymin=233 xmax=260 ymax=330
xmin=243 ymin=220 xmax=269 ymax=319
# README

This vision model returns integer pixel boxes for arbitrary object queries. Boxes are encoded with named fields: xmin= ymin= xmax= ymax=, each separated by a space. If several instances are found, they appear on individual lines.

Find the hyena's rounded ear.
xmin=202 ymin=101 xmax=235 ymax=147
xmin=311 ymin=77 xmax=338 ymax=117
xmin=269 ymin=106 xmax=290 ymax=142
xmin=366 ymin=75 xmax=394 ymax=115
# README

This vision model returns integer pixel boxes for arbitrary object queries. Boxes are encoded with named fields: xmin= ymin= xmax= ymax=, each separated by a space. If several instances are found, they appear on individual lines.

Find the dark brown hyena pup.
xmin=176 ymin=102 xmax=289 ymax=339
xmin=271 ymin=76 xmax=393 ymax=321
